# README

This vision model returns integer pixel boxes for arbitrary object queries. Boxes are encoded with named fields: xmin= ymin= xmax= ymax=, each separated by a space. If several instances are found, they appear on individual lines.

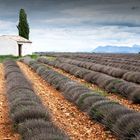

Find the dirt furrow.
xmin=43 ymin=64 xmax=140 ymax=112
xmin=18 ymin=62 xmax=116 ymax=140
xmin=0 ymin=64 xmax=19 ymax=140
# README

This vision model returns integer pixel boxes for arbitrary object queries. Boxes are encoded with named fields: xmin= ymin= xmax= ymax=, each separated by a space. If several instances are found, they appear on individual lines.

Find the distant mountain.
xmin=93 ymin=45 xmax=140 ymax=53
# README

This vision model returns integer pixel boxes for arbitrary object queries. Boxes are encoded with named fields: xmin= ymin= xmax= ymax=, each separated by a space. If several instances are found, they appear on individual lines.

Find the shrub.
xmin=123 ymin=72 xmax=140 ymax=84
xmin=77 ymin=95 xmax=105 ymax=111
xmin=5 ymin=67 xmax=21 ymax=78
xmin=112 ymin=113 xmax=140 ymax=139
xmin=76 ymin=92 xmax=100 ymax=108
xmin=11 ymin=106 xmax=50 ymax=124
xmin=88 ymin=100 xmax=119 ymax=122
xmin=7 ymin=78 xmax=32 ymax=93
xmin=10 ymin=100 xmax=41 ymax=114
xmin=129 ymin=89 xmax=140 ymax=103
xmin=36 ymin=66 xmax=47 ymax=75
xmin=103 ymin=107 xmax=134 ymax=129
xmin=18 ymin=119 xmax=68 ymax=140
xmin=83 ymin=72 xmax=95 ymax=82
xmin=6 ymin=72 xmax=24 ymax=81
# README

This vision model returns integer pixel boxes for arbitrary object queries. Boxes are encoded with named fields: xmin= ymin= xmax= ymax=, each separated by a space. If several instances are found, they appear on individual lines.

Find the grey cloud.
xmin=0 ymin=0 xmax=140 ymax=27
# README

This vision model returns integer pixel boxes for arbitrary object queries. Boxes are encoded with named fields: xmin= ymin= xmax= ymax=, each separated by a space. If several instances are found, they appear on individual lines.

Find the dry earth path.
xmin=18 ymin=62 xmax=116 ymax=140
xmin=0 ymin=64 xmax=19 ymax=140
xmin=43 ymin=64 xmax=140 ymax=112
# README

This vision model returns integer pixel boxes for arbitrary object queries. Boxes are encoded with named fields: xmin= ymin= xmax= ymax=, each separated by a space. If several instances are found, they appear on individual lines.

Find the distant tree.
xmin=17 ymin=9 xmax=29 ymax=39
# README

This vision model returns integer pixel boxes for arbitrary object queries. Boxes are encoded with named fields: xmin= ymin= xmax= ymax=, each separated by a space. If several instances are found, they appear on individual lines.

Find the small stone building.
xmin=0 ymin=35 xmax=32 ymax=56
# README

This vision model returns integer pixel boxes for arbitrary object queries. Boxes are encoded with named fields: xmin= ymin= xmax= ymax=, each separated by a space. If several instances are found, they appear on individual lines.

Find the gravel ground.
xmin=44 ymin=64 xmax=140 ymax=112
xmin=18 ymin=62 xmax=117 ymax=140
xmin=0 ymin=64 xmax=19 ymax=140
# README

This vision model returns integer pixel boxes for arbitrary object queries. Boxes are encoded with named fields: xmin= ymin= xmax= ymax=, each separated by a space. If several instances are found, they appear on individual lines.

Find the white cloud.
xmin=0 ymin=20 xmax=16 ymax=35
xmin=0 ymin=20 xmax=14 ymax=29
xmin=0 ymin=20 xmax=139 ymax=53
xmin=28 ymin=26 xmax=140 ymax=53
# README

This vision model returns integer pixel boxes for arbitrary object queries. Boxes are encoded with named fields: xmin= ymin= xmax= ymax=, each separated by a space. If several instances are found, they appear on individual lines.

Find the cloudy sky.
xmin=0 ymin=0 xmax=140 ymax=52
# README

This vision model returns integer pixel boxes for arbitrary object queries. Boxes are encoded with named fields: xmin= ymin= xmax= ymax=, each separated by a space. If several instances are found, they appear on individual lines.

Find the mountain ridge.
xmin=93 ymin=45 xmax=140 ymax=53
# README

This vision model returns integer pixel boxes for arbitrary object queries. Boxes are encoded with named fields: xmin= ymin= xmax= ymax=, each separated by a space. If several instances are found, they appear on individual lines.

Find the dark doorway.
xmin=18 ymin=44 xmax=22 ymax=57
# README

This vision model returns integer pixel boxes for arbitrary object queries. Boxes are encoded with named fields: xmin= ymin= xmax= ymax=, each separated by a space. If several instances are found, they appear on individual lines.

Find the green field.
xmin=0 ymin=54 xmax=38 ymax=62
xmin=0 ymin=55 xmax=19 ymax=62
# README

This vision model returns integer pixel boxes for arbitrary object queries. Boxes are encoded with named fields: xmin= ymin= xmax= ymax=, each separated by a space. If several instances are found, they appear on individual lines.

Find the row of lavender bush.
xmin=4 ymin=60 xmax=68 ymax=140
xmin=22 ymin=58 xmax=140 ymax=140
xmin=56 ymin=57 xmax=140 ymax=84
xmin=37 ymin=57 xmax=140 ymax=103
xmin=68 ymin=55 xmax=140 ymax=72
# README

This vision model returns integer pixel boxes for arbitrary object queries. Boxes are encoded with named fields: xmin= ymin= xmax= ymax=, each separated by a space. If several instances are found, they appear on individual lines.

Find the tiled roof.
xmin=0 ymin=35 xmax=32 ymax=44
